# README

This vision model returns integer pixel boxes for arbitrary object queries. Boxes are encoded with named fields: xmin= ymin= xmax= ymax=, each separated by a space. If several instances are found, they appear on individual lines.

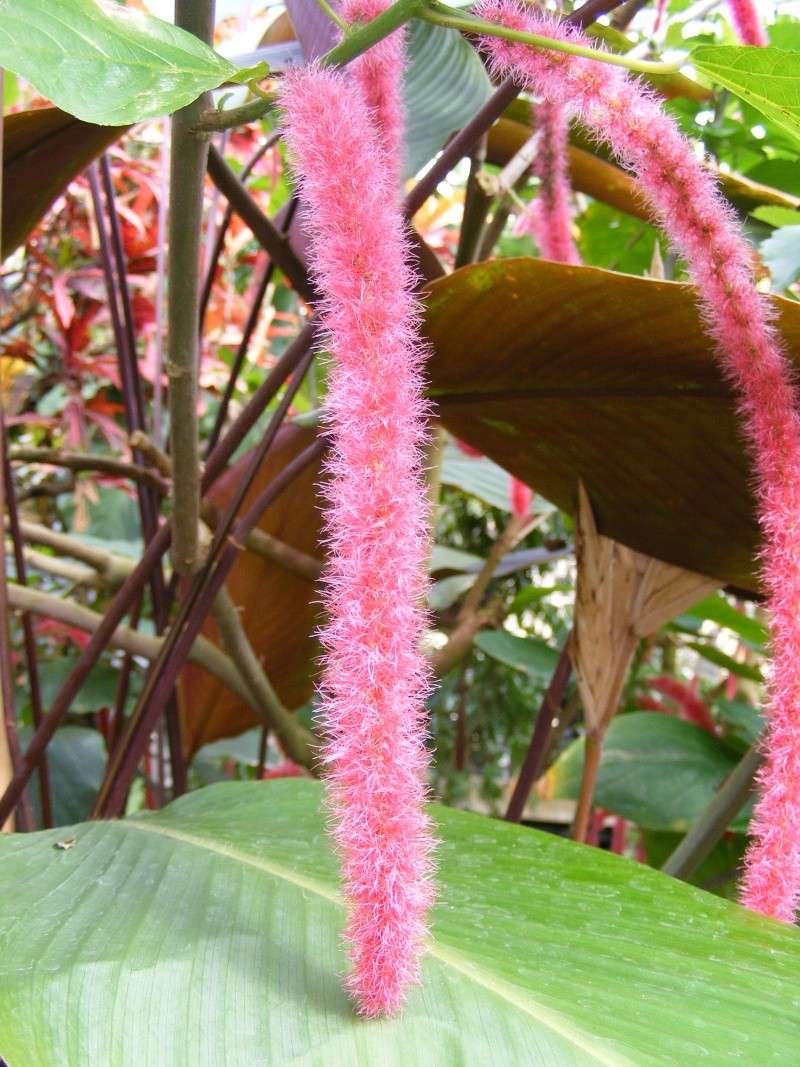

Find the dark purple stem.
xmin=199 ymin=130 xmax=283 ymax=331
xmin=94 ymin=436 xmax=324 ymax=817
xmin=504 ymin=638 xmax=572 ymax=823
xmin=2 ymin=415 xmax=52 ymax=827
xmin=0 ymin=415 xmax=33 ymax=832
xmin=89 ymin=161 xmax=185 ymax=796
xmin=205 ymin=197 xmax=299 ymax=457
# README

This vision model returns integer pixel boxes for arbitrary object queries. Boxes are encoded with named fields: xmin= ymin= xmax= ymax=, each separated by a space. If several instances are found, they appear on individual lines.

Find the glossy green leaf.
xmin=683 ymin=593 xmax=768 ymax=647
xmin=474 ymin=629 xmax=560 ymax=680
xmin=760 ymin=225 xmax=800 ymax=290
xmin=751 ymin=205 xmax=800 ymax=228
xmin=21 ymin=726 xmax=106 ymax=826
xmin=692 ymin=46 xmax=800 ymax=148
xmin=685 ymin=640 xmax=763 ymax=682
xmin=404 ymin=19 xmax=493 ymax=178
xmin=547 ymin=713 xmax=753 ymax=832
xmin=1 ymin=779 xmax=798 ymax=1065
xmin=715 ymin=698 xmax=764 ymax=749
xmin=440 ymin=442 xmax=515 ymax=511
xmin=0 ymin=0 xmax=237 ymax=125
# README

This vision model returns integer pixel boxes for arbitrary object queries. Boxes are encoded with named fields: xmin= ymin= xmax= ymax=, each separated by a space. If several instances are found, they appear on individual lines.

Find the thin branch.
xmin=212 ymin=586 xmax=319 ymax=769
xmin=206 ymin=146 xmax=315 ymax=302
xmin=431 ymin=513 xmax=538 ymax=677
xmin=167 ymin=0 xmax=217 ymax=576
xmin=5 ymin=583 xmax=262 ymax=719
xmin=454 ymin=134 xmax=492 ymax=268
xmin=505 ymin=637 xmax=573 ymax=822
xmin=10 ymin=520 xmax=136 ymax=587
xmin=2 ymin=425 xmax=52 ymax=827
xmin=93 ymin=436 xmax=325 ymax=817
xmin=8 ymin=447 xmax=168 ymax=494
xmin=201 ymin=501 xmax=323 ymax=581
xmin=129 ymin=431 xmax=323 ymax=581
xmin=662 ymin=744 xmax=762 ymax=880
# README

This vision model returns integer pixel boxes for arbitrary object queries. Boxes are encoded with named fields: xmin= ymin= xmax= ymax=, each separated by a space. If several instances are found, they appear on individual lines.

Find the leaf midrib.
xmin=124 ymin=817 xmax=635 ymax=1067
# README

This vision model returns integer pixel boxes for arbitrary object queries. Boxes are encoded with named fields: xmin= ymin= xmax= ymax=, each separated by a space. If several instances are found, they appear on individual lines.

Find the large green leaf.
xmin=3 ymin=108 xmax=125 ymax=260
xmin=404 ymin=18 xmax=493 ymax=178
xmin=546 ymin=713 xmax=753 ymax=832
xmin=474 ymin=629 xmax=560 ymax=680
xmin=0 ymin=780 xmax=798 ymax=1064
xmin=423 ymin=257 xmax=800 ymax=590
xmin=692 ymin=46 xmax=800 ymax=148
xmin=21 ymin=725 xmax=107 ymax=826
xmin=0 ymin=0 xmax=236 ymax=125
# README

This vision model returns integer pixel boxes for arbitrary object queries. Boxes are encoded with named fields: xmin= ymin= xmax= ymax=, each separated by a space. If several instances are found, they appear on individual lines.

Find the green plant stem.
xmin=211 ymin=586 xmax=320 ymax=770
xmin=572 ymin=731 xmax=603 ymax=842
xmin=195 ymin=0 xmax=423 ymax=132
xmin=421 ymin=2 xmax=683 ymax=76
xmin=5 ymin=583 xmax=258 ymax=716
xmin=198 ymin=0 xmax=680 ymax=134
xmin=314 ymin=0 xmax=348 ymax=32
xmin=661 ymin=744 xmax=762 ymax=880
xmin=167 ymin=0 xmax=215 ymax=576
xmin=321 ymin=0 xmax=423 ymax=65
xmin=8 ymin=447 xmax=168 ymax=495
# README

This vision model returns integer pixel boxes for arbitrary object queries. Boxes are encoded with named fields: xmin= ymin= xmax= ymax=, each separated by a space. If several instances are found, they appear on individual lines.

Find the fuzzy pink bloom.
xmin=340 ymin=0 xmax=407 ymax=182
xmin=515 ymin=99 xmax=581 ymax=265
xmin=280 ymin=66 xmax=435 ymax=1014
xmin=654 ymin=0 xmax=668 ymax=34
xmin=727 ymin=0 xmax=768 ymax=46
xmin=475 ymin=0 xmax=800 ymax=922
xmin=509 ymin=477 xmax=534 ymax=517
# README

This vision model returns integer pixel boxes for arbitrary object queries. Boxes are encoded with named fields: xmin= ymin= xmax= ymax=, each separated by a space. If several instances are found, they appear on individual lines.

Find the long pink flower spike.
xmin=727 ymin=0 xmax=769 ymax=47
xmin=475 ymin=0 xmax=800 ymax=923
xmin=515 ymin=99 xmax=581 ymax=265
xmin=280 ymin=65 xmax=435 ymax=1015
xmin=340 ymin=0 xmax=407 ymax=181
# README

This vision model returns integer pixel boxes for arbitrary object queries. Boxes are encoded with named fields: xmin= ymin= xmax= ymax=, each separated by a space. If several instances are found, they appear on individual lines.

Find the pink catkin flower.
xmin=727 ymin=0 xmax=769 ymax=46
xmin=475 ymin=0 xmax=800 ymax=922
xmin=340 ymin=0 xmax=407 ymax=182
xmin=509 ymin=477 xmax=534 ymax=517
xmin=515 ymin=99 xmax=582 ymax=265
xmin=280 ymin=66 xmax=435 ymax=1014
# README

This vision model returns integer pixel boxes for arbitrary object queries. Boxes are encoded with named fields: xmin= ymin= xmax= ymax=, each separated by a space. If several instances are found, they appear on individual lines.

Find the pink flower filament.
xmin=475 ymin=0 xmax=800 ymax=922
xmin=280 ymin=64 xmax=435 ymax=1015
xmin=341 ymin=0 xmax=407 ymax=182
xmin=515 ymin=99 xmax=581 ymax=265
xmin=727 ymin=0 xmax=768 ymax=46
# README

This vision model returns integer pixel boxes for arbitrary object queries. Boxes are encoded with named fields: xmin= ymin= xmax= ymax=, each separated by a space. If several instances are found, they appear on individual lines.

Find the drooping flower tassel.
xmin=727 ymin=0 xmax=768 ymax=46
xmin=341 ymin=0 xmax=407 ymax=182
xmin=515 ymin=99 xmax=581 ymax=264
xmin=476 ymin=0 xmax=800 ymax=922
xmin=280 ymin=65 xmax=435 ymax=1014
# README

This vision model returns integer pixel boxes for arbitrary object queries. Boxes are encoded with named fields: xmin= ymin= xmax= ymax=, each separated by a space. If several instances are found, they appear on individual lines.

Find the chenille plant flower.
xmin=476 ymin=0 xmax=800 ymax=922
xmin=727 ymin=0 xmax=768 ymax=47
xmin=280 ymin=64 xmax=435 ymax=1015
xmin=515 ymin=98 xmax=581 ymax=265
xmin=341 ymin=0 xmax=407 ymax=180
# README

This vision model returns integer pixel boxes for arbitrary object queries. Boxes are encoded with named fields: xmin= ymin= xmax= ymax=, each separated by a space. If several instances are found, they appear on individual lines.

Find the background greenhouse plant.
xmin=1 ymin=0 xmax=800 ymax=1061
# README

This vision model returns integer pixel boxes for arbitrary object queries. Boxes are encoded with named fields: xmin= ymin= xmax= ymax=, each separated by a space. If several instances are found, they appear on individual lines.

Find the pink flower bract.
xmin=515 ymin=99 xmax=581 ymax=265
xmin=280 ymin=64 xmax=436 ymax=1015
xmin=341 ymin=0 xmax=407 ymax=182
xmin=727 ymin=0 xmax=768 ymax=46
xmin=475 ymin=0 xmax=800 ymax=922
